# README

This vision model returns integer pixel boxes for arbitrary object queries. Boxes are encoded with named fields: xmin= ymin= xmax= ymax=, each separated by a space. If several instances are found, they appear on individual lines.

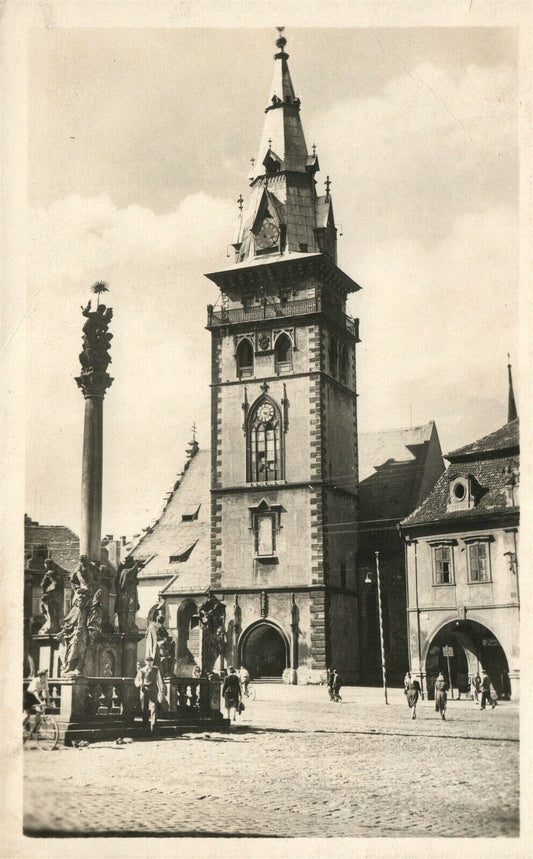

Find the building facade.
xmin=401 ymin=418 xmax=520 ymax=699
xmin=357 ymin=423 xmax=444 ymax=686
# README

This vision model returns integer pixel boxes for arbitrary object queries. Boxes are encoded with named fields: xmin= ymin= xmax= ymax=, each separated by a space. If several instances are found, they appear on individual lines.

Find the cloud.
xmin=26 ymin=192 xmax=235 ymax=536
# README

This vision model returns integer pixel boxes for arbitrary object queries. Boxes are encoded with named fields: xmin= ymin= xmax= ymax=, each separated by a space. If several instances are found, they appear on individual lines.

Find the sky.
xmin=24 ymin=25 xmax=520 ymax=539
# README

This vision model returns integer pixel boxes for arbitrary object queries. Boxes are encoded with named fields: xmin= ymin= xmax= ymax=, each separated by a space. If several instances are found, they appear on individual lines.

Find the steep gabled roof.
xmin=447 ymin=418 xmax=519 ymax=461
xmin=358 ymin=422 xmax=444 ymax=522
xmin=130 ymin=447 xmax=211 ymax=593
xmin=402 ymin=420 xmax=520 ymax=528
xmin=24 ymin=521 xmax=80 ymax=574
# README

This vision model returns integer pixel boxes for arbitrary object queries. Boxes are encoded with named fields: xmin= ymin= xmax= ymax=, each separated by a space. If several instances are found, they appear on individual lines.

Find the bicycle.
xmin=23 ymin=709 xmax=59 ymax=751
xmin=242 ymin=684 xmax=256 ymax=702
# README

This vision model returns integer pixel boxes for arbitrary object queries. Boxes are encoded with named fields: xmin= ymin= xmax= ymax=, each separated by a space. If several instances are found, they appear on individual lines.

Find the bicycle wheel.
xmin=247 ymin=685 xmax=256 ymax=701
xmin=35 ymin=715 xmax=59 ymax=751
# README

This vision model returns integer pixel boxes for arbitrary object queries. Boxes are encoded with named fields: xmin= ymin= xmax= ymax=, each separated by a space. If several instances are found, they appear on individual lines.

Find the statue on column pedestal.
xmin=198 ymin=591 xmax=227 ymax=675
xmin=115 ymin=557 xmax=145 ymax=632
xmin=39 ymin=559 xmax=64 ymax=635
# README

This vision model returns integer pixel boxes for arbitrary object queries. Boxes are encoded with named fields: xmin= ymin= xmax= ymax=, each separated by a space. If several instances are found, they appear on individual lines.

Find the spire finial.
xmin=237 ymin=194 xmax=244 ymax=213
xmin=275 ymin=26 xmax=287 ymax=52
xmin=312 ymin=142 xmax=317 ymax=157
xmin=507 ymin=354 xmax=518 ymax=422
xmin=191 ymin=422 xmax=197 ymax=443
xmin=325 ymin=175 xmax=331 ymax=201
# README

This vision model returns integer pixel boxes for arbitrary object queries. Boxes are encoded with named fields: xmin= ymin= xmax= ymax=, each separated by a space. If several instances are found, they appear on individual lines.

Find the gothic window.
xmin=236 ymin=338 xmax=254 ymax=378
xmin=249 ymin=499 xmax=284 ymax=559
xmin=275 ymin=333 xmax=292 ymax=374
xmin=247 ymin=398 xmax=283 ymax=482
xmin=329 ymin=336 xmax=338 ymax=377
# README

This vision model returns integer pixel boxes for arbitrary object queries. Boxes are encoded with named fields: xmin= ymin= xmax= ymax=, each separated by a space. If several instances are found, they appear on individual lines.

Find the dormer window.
xmin=447 ymin=475 xmax=476 ymax=512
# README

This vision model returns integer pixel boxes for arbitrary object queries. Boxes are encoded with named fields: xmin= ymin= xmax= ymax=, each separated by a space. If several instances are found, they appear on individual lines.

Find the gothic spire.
xmin=249 ymin=28 xmax=311 ymax=180
xmin=507 ymin=354 xmax=518 ymax=422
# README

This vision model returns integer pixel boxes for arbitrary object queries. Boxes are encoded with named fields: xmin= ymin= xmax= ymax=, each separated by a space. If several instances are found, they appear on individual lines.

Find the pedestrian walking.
xmin=480 ymin=671 xmax=496 ymax=710
xmin=434 ymin=672 xmax=448 ymax=720
xmin=327 ymin=668 xmax=341 ymax=702
xmin=405 ymin=673 xmax=422 ymax=719
xmin=239 ymin=665 xmax=250 ymax=695
xmin=403 ymin=671 xmax=411 ymax=692
xmin=134 ymin=656 xmax=165 ymax=733
xmin=222 ymin=666 xmax=242 ymax=721
xmin=470 ymin=672 xmax=481 ymax=703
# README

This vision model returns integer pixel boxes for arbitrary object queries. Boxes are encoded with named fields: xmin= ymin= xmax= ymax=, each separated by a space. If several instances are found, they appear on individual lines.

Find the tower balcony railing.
xmin=207 ymin=296 xmax=359 ymax=339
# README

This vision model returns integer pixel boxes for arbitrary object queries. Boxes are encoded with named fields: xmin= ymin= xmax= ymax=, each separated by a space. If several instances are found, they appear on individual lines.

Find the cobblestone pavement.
xmin=23 ymin=686 xmax=519 ymax=839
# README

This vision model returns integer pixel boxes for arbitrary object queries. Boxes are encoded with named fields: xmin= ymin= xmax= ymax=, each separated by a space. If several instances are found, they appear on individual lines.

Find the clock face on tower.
xmin=255 ymin=220 xmax=280 ymax=249
xmin=256 ymin=402 xmax=275 ymax=423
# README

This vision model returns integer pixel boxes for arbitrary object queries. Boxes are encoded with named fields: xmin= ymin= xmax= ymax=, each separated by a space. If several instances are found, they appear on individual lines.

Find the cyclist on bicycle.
xmin=239 ymin=666 xmax=250 ymax=695
xmin=23 ymin=669 xmax=49 ymax=731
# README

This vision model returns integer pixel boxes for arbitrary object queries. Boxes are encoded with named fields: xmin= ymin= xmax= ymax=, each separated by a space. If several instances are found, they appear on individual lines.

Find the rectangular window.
xmin=468 ymin=542 xmax=490 ymax=582
xmin=32 ymin=586 xmax=43 ymax=615
xmin=433 ymin=545 xmax=453 ymax=585
xmin=256 ymin=515 xmax=274 ymax=556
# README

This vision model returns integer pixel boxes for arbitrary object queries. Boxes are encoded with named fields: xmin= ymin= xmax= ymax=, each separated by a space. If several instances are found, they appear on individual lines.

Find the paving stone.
xmin=23 ymin=686 xmax=519 ymax=838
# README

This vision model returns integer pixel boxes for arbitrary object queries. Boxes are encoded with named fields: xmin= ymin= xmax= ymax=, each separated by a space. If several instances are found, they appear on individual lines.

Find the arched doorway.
xmin=425 ymin=620 xmax=510 ymax=699
xmin=240 ymin=622 xmax=289 ymax=680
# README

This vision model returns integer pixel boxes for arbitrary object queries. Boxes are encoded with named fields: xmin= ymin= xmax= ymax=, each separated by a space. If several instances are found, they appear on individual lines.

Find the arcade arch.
xmin=239 ymin=620 xmax=289 ymax=680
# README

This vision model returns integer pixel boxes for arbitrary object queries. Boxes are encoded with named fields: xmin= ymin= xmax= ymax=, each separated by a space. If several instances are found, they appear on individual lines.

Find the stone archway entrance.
xmin=425 ymin=620 xmax=510 ymax=699
xmin=240 ymin=622 xmax=289 ymax=680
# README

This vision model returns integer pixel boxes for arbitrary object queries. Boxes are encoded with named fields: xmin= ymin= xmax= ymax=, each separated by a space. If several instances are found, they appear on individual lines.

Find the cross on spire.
xmin=268 ymin=137 xmax=273 ymax=149
xmin=237 ymin=194 xmax=244 ymax=212
xmin=325 ymin=175 xmax=331 ymax=200
xmin=312 ymin=142 xmax=317 ymax=156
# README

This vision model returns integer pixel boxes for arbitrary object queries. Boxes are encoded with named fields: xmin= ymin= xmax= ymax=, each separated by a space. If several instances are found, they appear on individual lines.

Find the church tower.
xmin=206 ymin=31 xmax=362 ymax=683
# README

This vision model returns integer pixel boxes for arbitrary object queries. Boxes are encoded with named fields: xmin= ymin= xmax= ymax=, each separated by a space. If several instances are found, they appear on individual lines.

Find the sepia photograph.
xmin=2 ymin=1 xmax=530 ymax=854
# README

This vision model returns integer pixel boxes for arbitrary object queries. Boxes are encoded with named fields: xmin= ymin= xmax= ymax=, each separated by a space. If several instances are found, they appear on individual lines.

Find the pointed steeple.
xmin=233 ymin=29 xmax=337 ymax=265
xmin=251 ymin=28 xmax=310 ymax=179
xmin=507 ymin=354 xmax=518 ymax=422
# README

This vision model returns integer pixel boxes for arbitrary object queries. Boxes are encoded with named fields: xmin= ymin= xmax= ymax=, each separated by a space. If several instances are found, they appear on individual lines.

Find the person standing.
xmin=222 ymin=666 xmax=242 ymax=721
xmin=480 ymin=671 xmax=493 ymax=710
xmin=405 ymin=673 xmax=422 ymax=719
xmin=134 ymin=656 xmax=165 ymax=733
xmin=470 ymin=672 xmax=481 ymax=703
xmin=239 ymin=666 xmax=250 ymax=696
xmin=434 ymin=672 xmax=448 ymax=720
xmin=332 ymin=669 xmax=342 ymax=702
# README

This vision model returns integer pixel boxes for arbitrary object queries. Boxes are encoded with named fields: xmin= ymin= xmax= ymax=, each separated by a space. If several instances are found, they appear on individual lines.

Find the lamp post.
xmin=365 ymin=550 xmax=388 ymax=705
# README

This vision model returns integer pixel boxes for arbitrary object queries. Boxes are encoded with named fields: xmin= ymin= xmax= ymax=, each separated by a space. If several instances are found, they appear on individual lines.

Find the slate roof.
xmin=130 ymin=447 xmax=211 ymax=595
xmin=447 ymin=418 xmax=519 ymax=460
xmin=358 ymin=422 xmax=443 ymax=522
xmin=402 ymin=420 xmax=520 ymax=528
xmin=24 ymin=522 xmax=80 ymax=574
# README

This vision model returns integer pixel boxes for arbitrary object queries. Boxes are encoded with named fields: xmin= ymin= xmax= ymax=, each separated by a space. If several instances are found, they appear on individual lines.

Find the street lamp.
xmin=365 ymin=550 xmax=388 ymax=705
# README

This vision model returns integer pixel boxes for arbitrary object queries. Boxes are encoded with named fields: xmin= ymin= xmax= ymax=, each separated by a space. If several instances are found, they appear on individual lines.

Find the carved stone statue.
xmin=198 ymin=592 xmax=227 ymax=674
xmin=39 ymin=559 xmax=64 ymax=634
xmin=115 ymin=557 xmax=144 ymax=632
xmin=78 ymin=300 xmax=114 ymax=376
xmin=145 ymin=610 xmax=176 ymax=678
xmin=55 ymin=583 xmax=92 ymax=676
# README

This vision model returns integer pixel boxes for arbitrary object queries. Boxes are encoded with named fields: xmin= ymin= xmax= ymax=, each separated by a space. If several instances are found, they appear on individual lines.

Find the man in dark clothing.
xmin=480 ymin=672 xmax=496 ymax=710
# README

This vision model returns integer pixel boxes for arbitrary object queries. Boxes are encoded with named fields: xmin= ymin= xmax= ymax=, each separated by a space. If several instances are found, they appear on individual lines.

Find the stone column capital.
xmin=76 ymin=371 xmax=114 ymax=398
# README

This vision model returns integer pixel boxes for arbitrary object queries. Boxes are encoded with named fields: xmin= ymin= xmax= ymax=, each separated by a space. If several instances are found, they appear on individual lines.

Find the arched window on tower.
xmin=274 ymin=333 xmax=292 ymax=374
xmin=236 ymin=338 xmax=254 ymax=378
xmin=247 ymin=398 xmax=283 ymax=482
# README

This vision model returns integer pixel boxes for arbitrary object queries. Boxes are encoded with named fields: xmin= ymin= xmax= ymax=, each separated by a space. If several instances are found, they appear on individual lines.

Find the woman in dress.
xmin=222 ymin=666 xmax=242 ymax=721
xmin=405 ymin=672 xmax=422 ymax=719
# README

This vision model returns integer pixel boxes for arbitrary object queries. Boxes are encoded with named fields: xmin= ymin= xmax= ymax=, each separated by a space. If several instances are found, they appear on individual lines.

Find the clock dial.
xmin=255 ymin=220 xmax=279 ymax=249
xmin=256 ymin=402 xmax=275 ymax=423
